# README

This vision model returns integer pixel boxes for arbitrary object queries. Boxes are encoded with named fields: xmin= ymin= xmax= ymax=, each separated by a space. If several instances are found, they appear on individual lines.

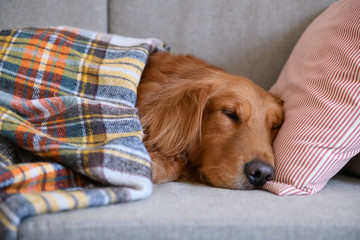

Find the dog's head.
xmin=138 ymin=53 xmax=283 ymax=189
xmin=190 ymin=73 xmax=284 ymax=189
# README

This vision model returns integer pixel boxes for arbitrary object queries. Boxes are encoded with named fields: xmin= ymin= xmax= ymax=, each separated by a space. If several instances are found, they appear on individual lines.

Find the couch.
xmin=1 ymin=0 xmax=359 ymax=239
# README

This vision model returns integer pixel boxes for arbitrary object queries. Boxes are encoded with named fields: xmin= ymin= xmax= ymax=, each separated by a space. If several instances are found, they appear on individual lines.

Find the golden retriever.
xmin=136 ymin=52 xmax=283 ymax=190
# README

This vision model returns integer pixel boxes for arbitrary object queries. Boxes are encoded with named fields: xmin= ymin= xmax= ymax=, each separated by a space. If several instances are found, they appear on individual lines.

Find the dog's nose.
xmin=244 ymin=160 xmax=274 ymax=188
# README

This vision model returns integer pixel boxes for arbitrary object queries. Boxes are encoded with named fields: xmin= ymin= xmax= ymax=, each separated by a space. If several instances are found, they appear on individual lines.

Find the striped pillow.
xmin=265 ymin=0 xmax=360 ymax=195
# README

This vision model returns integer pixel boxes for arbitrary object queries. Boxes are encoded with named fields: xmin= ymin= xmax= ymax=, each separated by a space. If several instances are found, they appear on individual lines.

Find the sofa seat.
xmin=19 ymin=174 xmax=360 ymax=240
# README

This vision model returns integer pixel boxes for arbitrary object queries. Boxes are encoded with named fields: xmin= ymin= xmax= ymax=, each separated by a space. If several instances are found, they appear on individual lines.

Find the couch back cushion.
xmin=0 ymin=0 xmax=108 ymax=33
xmin=108 ymin=0 xmax=337 ymax=89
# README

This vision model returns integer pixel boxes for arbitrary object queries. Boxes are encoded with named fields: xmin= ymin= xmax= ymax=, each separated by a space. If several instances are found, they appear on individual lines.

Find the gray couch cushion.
xmin=0 ymin=0 xmax=107 ymax=32
xmin=19 ymin=174 xmax=360 ymax=240
xmin=109 ymin=0 xmax=337 ymax=90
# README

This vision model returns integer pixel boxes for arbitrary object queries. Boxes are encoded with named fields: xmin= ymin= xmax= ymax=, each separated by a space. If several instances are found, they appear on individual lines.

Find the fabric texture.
xmin=0 ymin=0 xmax=107 ymax=33
xmin=265 ymin=0 xmax=360 ymax=195
xmin=18 ymin=175 xmax=360 ymax=240
xmin=0 ymin=26 xmax=166 ymax=240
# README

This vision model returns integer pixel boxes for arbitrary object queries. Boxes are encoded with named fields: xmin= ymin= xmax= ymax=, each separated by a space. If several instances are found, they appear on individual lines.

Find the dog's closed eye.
xmin=270 ymin=122 xmax=282 ymax=140
xmin=222 ymin=109 xmax=240 ymax=123
xmin=272 ymin=124 xmax=282 ymax=131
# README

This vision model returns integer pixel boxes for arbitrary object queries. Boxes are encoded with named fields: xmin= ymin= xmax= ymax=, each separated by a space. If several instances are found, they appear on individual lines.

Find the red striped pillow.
xmin=265 ymin=0 xmax=360 ymax=195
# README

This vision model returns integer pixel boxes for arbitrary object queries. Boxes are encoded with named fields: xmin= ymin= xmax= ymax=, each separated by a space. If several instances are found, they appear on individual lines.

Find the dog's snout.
xmin=245 ymin=160 xmax=274 ymax=188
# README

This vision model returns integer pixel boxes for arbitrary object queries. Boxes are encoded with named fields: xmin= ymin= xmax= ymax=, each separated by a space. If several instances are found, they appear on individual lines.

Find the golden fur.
xmin=136 ymin=52 xmax=283 ymax=189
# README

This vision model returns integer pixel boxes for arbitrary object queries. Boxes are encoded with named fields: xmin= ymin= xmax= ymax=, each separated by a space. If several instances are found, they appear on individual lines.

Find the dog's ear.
xmin=138 ymin=75 xmax=218 ymax=157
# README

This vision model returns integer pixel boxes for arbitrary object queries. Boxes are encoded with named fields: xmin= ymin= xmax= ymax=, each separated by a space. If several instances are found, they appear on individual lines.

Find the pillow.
xmin=265 ymin=0 xmax=360 ymax=195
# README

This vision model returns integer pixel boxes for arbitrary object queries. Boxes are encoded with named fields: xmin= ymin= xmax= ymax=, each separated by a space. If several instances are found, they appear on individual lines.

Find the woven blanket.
xmin=0 ymin=27 xmax=166 ymax=240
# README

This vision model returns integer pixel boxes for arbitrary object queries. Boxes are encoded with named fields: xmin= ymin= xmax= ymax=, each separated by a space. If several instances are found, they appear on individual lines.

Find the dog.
xmin=136 ymin=52 xmax=283 ymax=190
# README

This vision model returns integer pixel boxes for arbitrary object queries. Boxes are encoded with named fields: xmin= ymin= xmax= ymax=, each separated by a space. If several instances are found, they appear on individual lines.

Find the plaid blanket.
xmin=0 ymin=27 xmax=166 ymax=240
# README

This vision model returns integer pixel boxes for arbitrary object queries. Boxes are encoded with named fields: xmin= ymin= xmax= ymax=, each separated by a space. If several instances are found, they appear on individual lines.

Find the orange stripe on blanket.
xmin=1 ymin=162 xmax=88 ymax=193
